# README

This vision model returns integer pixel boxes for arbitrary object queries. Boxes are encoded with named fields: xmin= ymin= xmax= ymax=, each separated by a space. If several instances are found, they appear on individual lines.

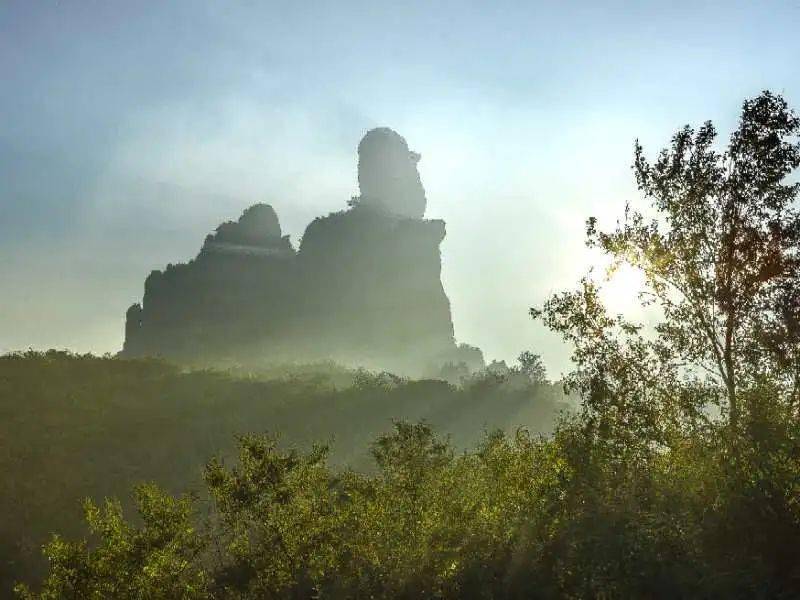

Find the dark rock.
xmin=202 ymin=203 xmax=293 ymax=257
xmin=122 ymin=128 xmax=482 ymax=375
xmin=356 ymin=127 xmax=426 ymax=219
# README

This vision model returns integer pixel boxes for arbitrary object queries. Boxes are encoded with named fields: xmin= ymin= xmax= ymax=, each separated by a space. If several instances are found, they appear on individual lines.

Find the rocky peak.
xmin=357 ymin=127 xmax=427 ymax=219
xmin=202 ymin=203 xmax=293 ymax=256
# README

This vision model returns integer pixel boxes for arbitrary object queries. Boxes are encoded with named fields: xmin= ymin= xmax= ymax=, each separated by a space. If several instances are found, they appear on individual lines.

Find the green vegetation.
xmin=8 ymin=91 xmax=800 ymax=598
xmin=0 ymin=351 xmax=567 ymax=596
xmin=12 ymin=402 xmax=800 ymax=598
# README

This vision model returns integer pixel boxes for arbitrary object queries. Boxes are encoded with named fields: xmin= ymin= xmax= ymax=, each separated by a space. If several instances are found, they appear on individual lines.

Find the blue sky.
xmin=1 ymin=1 xmax=798 ymax=374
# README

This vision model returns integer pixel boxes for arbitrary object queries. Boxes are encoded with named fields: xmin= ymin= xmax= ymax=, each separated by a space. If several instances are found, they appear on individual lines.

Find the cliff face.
xmin=122 ymin=204 xmax=297 ymax=360
xmin=122 ymin=128 xmax=483 ymax=375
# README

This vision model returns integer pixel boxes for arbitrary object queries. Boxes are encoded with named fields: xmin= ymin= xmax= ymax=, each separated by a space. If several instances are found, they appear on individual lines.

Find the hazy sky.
xmin=2 ymin=1 xmax=799 ymax=376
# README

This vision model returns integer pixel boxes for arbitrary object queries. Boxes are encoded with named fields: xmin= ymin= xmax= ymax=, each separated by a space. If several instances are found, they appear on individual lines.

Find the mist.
xmin=2 ymin=1 xmax=799 ymax=374
xmin=8 ymin=3 xmax=800 ymax=598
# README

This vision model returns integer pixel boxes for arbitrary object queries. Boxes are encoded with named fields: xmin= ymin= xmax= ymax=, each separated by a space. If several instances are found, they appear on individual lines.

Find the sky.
xmin=1 ymin=1 xmax=799 ymax=376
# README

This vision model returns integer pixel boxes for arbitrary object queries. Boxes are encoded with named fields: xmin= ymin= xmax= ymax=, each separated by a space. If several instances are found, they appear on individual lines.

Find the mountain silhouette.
xmin=122 ymin=128 xmax=483 ymax=374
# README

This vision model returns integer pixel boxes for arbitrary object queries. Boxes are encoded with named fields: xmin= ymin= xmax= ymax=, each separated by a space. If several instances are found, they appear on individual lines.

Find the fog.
xmin=2 ymin=1 xmax=799 ymax=375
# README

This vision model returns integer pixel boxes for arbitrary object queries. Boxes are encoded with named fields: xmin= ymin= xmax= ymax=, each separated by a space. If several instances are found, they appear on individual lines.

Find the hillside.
xmin=0 ymin=351 xmax=569 ymax=593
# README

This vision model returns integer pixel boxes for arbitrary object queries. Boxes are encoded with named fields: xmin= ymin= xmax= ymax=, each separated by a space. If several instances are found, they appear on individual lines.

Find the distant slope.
xmin=0 ymin=351 xmax=570 ymax=595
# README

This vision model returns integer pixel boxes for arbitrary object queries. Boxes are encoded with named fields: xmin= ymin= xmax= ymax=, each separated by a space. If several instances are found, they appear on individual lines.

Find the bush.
xmin=17 ymin=399 xmax=800 ymax=598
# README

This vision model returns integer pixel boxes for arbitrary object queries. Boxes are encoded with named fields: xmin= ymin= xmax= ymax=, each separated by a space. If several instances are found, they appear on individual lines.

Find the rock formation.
xmin=203 ymin=203 xmax=292 ymax=256
xmin=356 ymin=127 xmax=426 ymax=219
xmin=122 ymin=128 xmax=483 ymax=375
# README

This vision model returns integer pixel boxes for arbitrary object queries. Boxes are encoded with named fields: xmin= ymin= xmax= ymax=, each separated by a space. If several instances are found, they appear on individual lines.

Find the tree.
xmin=581 ymin=91 xmax=800 ymax=426
xmin=14 ymin=484 xmax=209 ymax=600
xmin=517 ymin=351 xmax=547 ymax=384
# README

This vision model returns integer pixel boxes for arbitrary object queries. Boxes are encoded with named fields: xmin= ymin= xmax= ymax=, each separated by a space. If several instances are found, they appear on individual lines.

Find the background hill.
xmin=0 ymin=350 xmax=569 ymax=593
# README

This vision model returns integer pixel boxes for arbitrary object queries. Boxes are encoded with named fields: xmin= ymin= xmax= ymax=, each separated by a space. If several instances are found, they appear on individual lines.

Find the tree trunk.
xmin=724 ymin=318 xmax=738 ymax=427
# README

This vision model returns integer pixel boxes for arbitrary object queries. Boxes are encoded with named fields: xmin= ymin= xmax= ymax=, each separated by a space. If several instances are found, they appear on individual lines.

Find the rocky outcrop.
xmin=202 ymin=203 xmax=294 ymax=257
xmin=356 ymin=127 xmax=426 ymax=219
xmin=122 ymin=128 xmax=483 ymax=375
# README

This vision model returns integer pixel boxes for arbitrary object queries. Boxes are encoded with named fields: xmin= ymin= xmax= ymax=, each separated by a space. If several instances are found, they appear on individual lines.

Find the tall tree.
xmin=580 ymin=91 xmax=800 ymax=426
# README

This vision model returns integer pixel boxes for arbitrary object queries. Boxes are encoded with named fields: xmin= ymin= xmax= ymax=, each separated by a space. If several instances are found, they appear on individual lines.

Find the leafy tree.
xmin=517 ymin=350 xmax=547 ymax=384
xmin=528 ymin=88 xmax=800 ymax=597
xmin=555 ymin=91 xmax=800 ymax=427
xmin=15 ymin=485 xmax=208 ymax=600
xmin=1 ymin=351 xmax=569 ymax=592
xmin=16 ymin=412 xmax=800 ymax=598
xmin=203 ymin=434 xmax=345 ymax=598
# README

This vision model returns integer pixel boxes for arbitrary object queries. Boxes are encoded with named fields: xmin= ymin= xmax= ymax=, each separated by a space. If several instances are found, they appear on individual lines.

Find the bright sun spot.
xmin=599 ymin=263 xmax=647 ymax=317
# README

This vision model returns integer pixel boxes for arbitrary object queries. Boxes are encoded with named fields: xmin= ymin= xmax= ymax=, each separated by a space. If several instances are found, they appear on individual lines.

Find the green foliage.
xmin=0 ymin=350 xmax=568 ymax=594
xmin=17 ymin=405 xmax=800 ymax=598
xmin=14 ymin=485 xmax=209 ymax=600
xmin=516 ymin=351 xmax=547 ymax=384
xmin=583 ymin=91 xmax=800 ymax=424
xmin=524 ymin=90 xmax=800 ymax=597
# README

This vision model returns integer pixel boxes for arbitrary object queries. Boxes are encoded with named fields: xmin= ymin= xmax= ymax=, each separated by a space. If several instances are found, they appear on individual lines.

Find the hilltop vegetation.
xmin=0 ymin=350 xmax=567 ymax=595
xmin=11 ymin=385 xmax=800 ymax=599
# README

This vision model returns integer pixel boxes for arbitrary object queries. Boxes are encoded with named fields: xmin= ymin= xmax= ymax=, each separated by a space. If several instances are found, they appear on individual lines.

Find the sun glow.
xmin=599 ymin=262 xmax=648 ymax=317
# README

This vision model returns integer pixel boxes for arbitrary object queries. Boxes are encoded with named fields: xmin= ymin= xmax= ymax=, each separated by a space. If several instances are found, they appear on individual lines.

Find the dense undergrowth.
xmin=12 ymin=390 xmax=800 ymax=599
xmin=0 ymin=350 xmax=567 ymax=596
